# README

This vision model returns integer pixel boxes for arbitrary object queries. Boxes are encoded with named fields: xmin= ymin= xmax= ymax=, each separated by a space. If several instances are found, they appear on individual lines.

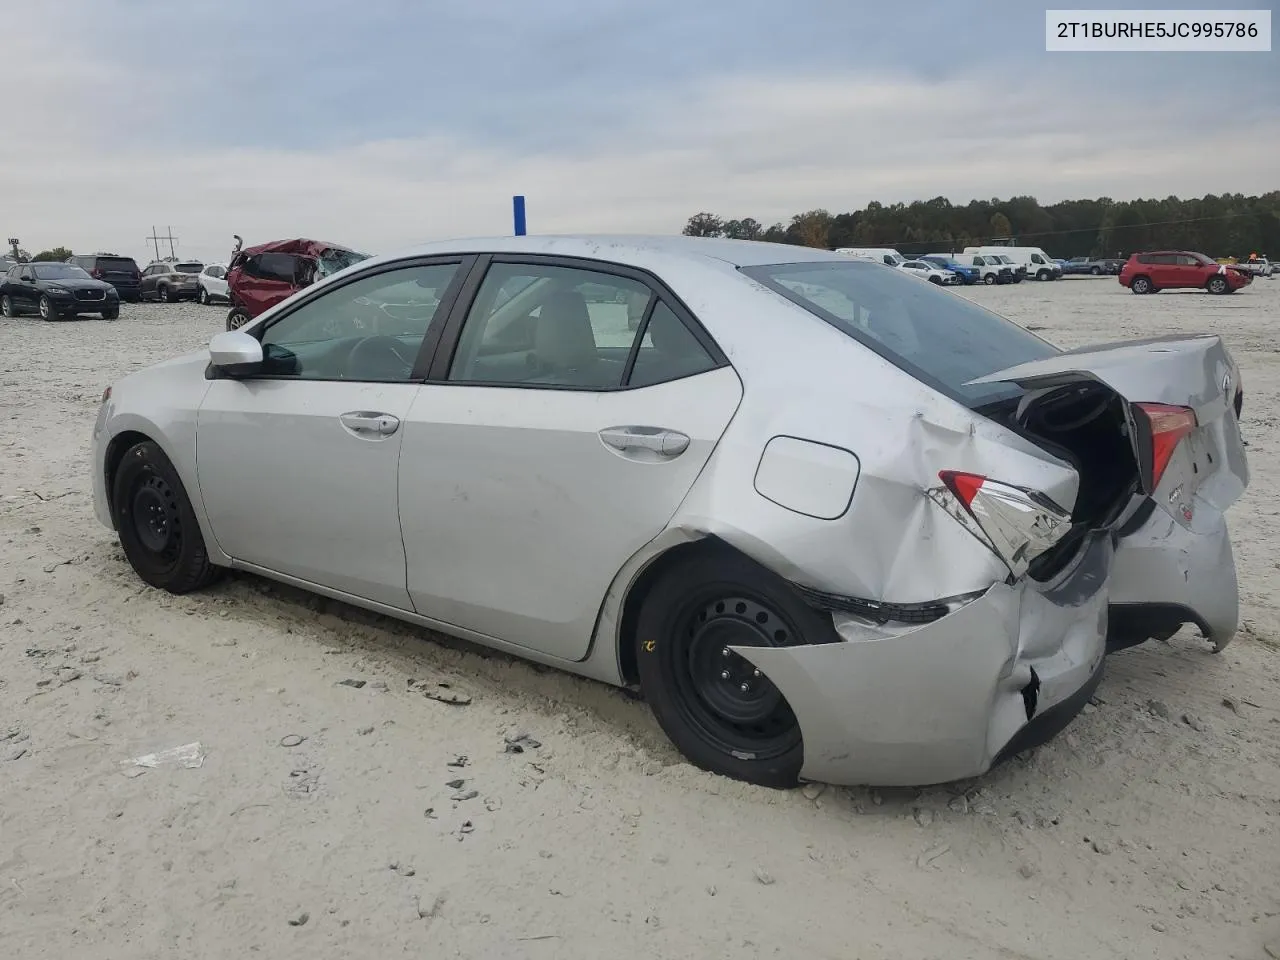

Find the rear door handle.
xmin=599 ymin=426 xmax=690 ymax=457
xmin=339 ymin=411 xmax=400 ymax=436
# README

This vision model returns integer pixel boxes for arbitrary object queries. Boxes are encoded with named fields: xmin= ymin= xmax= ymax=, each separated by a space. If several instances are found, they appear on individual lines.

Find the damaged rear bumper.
xmin=734 ymin=532 xmax=1112 ymax=787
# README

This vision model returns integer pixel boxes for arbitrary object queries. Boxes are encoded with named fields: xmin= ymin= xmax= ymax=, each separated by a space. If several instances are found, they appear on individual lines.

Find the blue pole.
xmin=513 ymin=195 xmax=526 ymax=236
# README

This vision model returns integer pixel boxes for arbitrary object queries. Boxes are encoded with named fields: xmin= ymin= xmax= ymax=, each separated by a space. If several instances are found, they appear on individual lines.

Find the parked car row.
xmin=834 ymin=245 xmax=1066 ymax=284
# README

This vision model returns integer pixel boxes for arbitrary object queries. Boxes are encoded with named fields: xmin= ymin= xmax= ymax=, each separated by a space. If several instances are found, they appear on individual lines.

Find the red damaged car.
xmin=224 ymin=236 xmax=370 ymax=330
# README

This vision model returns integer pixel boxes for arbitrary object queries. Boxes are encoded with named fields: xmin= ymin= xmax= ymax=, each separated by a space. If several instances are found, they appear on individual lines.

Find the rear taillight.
xmin=936 ymin=471 xmax=1072 ymax=578
xmin=1134 ymin=403 xmax=1196 ymax=490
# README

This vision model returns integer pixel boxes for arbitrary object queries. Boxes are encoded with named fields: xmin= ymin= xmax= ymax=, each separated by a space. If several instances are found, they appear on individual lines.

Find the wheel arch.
xmin=613 ymin=534 xmax=795 ymax=688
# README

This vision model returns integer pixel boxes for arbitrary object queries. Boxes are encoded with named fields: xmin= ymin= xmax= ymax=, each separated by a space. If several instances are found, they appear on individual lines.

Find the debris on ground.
xmin=753 ymin=867 xmax=775 ymax=885
xmin=408 ymin=678 xmax=471 ymax=705
xmin=447 ymin=755 xmax=469 ymax=767
xmin=287 ymin=912 xmax=309 ymax=927
xmin=279 ymin=734 xmax=305 ymax=748
xmin=916 ymin=844 xmax=951 ymax=869
xmin=1182 ymin=713 xmax=1209 ymax=733
xmin=1146 ymin=700 xmax=1172 ymax=720
xmin=125 ymin=742 xmax=205 ymax=770
xmin=337 ymin=679 xmax=366 ymax=689
xmin=504 ymin=733 xmax=541 ymax=754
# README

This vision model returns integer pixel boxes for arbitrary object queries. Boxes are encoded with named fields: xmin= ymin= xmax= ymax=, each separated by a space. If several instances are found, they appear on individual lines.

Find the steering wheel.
xmin=344 ymin=335 xmax=417 ymax=380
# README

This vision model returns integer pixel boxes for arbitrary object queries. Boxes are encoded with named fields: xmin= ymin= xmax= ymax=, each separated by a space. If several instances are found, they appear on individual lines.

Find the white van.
xmin=833 ymin=248 xmax=905 ymax=267
xmin=964 ymin=245 xmax=1062 ymax=280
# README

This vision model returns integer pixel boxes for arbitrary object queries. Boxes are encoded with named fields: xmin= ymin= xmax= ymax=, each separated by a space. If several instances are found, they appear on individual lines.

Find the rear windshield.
xmin=97 ymin=257 xmax=138 ymax=271
xmin=740 ymin=260 xmax=1059 ymax=408
xmin=174 ymin=262 xmax=203 ymax=273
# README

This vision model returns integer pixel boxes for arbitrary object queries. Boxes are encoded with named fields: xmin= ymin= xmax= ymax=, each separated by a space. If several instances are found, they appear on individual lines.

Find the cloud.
xmin=2 ymin=2 xmax=1276 ymax=264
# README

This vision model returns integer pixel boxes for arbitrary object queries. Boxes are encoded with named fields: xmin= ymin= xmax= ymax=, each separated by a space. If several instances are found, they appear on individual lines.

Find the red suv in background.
xmin=224 ymin=237 xmax=369 ymax=329
xmin=1119 ymin=250 xmax=1252 ymax=295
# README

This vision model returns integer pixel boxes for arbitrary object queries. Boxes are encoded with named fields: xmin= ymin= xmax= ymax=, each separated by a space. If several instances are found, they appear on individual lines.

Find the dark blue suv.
xmin=920 ymin=256 xmax=979 ymax=285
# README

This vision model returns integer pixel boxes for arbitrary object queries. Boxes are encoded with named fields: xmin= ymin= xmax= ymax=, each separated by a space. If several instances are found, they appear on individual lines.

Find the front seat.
xmin=532 ymin=291 xmax=605 ymax=384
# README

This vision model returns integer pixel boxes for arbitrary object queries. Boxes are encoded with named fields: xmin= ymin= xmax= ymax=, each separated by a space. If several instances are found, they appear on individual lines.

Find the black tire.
xmin=160 ymin=284 xmax=175 ymax=303
xmin=1130 ymin=275 xmax=1153 ymax=295
xmin=38 ymin=295 xmax=58 ymax=321
xmin=1 ymin=294 xmax=16 ymax=317
xmin=1036 ymin=269 xmax=1052 ymax=281
xmin=1207 ymin=275 xmax=1230 ymax=295
xmin=983 ymin=273 xmax=997 ymax=285
xmin=226 ymin=307 xmax=251 ymax=331
xmin=112 ymin=440 xmax=220 ymax=593
xmin=198 ymin=287 xmax=209 ymax=305
xmin=636 ymin=549 xmax=838 ymax=788
xmin=1090 ymin=266 xmax=1102 ymax=275
xmin=102 ymin=308 xmax=119 ymax=320
xmin=928 ymin=275 xmax=942 ymax=284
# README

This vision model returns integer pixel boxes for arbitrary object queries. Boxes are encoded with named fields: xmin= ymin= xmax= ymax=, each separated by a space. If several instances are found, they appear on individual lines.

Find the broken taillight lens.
xmin=1134 ymin=403 xmax=1196 ymax=490
xmin=937 ymin=471 xmax=1072 ymax=579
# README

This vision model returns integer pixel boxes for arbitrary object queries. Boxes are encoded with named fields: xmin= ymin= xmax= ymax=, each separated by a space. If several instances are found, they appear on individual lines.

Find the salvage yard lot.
xmin=2 ymin=277 xmax=1278 ymax=959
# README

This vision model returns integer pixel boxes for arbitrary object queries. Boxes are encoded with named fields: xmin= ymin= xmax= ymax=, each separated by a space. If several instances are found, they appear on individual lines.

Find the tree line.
xmin=5 ymin=244 xmax=73 ymax=263
xmin=682 ymin=191 xmax=1280 ymax=259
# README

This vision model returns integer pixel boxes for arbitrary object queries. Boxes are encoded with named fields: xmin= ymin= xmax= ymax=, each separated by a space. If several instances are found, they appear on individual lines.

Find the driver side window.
xmin=258 ymin=262 xmax=461 ymax=382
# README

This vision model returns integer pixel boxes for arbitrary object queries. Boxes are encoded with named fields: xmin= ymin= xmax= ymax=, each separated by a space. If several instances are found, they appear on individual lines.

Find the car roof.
xmin=242 ymin=238 xmax=354 ymax=257
xmin=369 ymin=234 xmax=846 ymax=271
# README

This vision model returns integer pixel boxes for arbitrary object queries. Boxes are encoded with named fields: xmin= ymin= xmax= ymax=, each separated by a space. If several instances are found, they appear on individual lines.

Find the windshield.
xmin=317 ymin=248 xmax=371 ymax=278
xmin=174 ymin=262 xmax=203 ymax=274
xmin=32 ymin=263 xmax=92 ymax=280
xmin=740 ymin=260 xmax=1059 ymax=408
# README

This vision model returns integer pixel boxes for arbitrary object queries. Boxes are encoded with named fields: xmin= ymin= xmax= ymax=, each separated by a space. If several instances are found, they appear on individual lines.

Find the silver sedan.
xmin=91 ymin=236 xmax=1249 ymax=788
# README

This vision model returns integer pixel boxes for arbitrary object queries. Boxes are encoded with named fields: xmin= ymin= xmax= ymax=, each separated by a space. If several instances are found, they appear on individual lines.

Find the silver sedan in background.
xmin=91 ymin=236 xmax=1248 ymax=788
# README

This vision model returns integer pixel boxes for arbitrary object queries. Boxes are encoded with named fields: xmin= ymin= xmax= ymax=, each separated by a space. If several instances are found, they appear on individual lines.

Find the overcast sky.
xmin=5 ymin=0 xmax=1276 ymax=264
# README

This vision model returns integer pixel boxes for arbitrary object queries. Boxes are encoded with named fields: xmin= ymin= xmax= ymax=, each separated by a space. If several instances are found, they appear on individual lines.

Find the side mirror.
xmin=209 ymin=331 xmax=263 ymax=374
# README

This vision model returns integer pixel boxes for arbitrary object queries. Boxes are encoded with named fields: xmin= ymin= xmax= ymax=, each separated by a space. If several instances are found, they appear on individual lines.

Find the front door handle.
xmin=599 ymin=426 xmax=690 ymax=457
xmin=339 ymin=411 xmax=400 ymax=436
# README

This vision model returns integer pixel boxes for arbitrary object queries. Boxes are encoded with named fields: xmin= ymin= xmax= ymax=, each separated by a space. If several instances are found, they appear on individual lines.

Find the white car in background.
xmin=898 ymin=259 xmax=960 ymax=285
xmin=198 ymin=264 xmax=230 ymax=305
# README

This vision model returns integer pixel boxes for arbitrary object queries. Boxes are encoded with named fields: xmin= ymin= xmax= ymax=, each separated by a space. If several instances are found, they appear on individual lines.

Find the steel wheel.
xmin=671 ymin=594 xmax=801 ymax=759
xmin=129 ymin=471 xmax=184 ymax=570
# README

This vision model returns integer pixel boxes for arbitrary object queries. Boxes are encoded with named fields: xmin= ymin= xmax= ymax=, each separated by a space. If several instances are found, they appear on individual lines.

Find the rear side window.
xmin=244 ymin=253 xmax=297 ymax=283
xmin=741 ymin=260 xmax=1058 ymax=408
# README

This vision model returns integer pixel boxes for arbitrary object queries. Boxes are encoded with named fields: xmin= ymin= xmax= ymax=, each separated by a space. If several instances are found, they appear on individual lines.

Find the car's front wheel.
xmin=198 ymin=287 xmax=209 ymax=305
xmin=102 ymin=308 xmax=119 ymax=321
xmin=1207 ymin=276 xmax=1230 ymax=295
xmin=1036 ymin=269 xmax=1052 ymax=281
xmin=1090 ymin=266 xmax=1102 ymax=275
xmin=112 ymin=440 xmax=220 ymax=593
xmin=636 ymin=550 xmax=838 ymax=788
xmin=38 ymin=295 xmax=58 ymax=321
xmin=1 ymin=295 xmax=16 ymax=317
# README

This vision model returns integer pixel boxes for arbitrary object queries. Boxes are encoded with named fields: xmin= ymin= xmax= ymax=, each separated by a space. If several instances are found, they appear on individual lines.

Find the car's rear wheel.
xmin=636 ymin=550 xmax=838 ymax=788
xmin=160 ymin=284 xmax=175 ymax=303
xmin=112 ymin=440 xmax=220 ymax=593
xmin=38 ymin=295 xmax=58 ymax=321
xmin=1207 ymin=276 xmax=1230 ymax=295
xmin=226 ymin=307 xmax=251 ymax=331
xmin=1 ymin=295 xmax=16 ymax=317
xmin=198 ymin=287 xmax=209 ymax=305
xmin=1130 ymin=275 xmax=1153 ymax=294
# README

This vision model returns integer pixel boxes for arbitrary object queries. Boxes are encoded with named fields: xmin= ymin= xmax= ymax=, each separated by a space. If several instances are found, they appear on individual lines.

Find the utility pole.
xmin=146 ymin=225 xmax=179 ymax=261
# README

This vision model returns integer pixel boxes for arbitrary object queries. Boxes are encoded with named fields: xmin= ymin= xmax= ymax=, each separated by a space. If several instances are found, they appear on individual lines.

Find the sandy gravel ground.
xmin=2 ymin=277 xmax=1279 ymax=960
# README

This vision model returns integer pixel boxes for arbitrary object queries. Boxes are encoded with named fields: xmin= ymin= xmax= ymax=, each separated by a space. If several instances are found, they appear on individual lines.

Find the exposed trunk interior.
xmin=980 ymin=380 xmax=1141 ymax=579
